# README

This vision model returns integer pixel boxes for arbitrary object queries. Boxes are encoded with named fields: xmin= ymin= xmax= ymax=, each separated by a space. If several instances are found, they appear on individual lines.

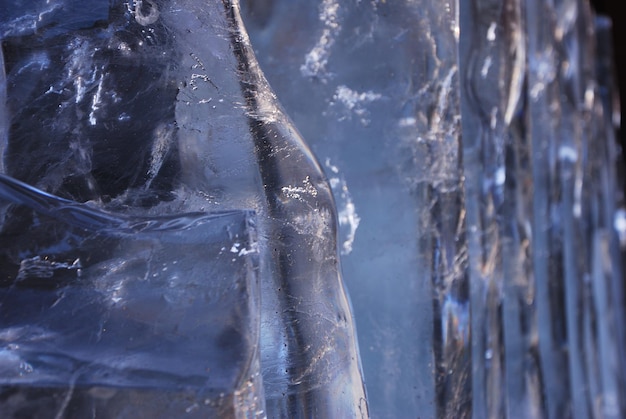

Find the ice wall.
xmin=242 ymin=0 xmax=626 ymax=417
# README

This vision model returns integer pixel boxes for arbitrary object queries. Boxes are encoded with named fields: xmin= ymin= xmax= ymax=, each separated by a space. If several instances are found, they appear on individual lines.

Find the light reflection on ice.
xmin=325 ymin=159 xmax=360 ymax=255
xmin=614 ymin=209 xmax=626 ymax=247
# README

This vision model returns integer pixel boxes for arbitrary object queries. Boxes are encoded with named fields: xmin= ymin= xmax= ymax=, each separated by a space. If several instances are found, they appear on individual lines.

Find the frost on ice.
xmin=300 ymin=0 xmax=341 ymax=79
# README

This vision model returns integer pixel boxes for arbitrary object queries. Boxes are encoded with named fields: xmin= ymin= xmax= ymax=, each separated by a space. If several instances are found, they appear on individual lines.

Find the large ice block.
xmin=0 ymin=0 xmax=367 ymax=417
xmin=2 ymin=0 xmax=625 ymax=417
xmin=242 ymin=0 xmax=626 ymax=417
xmin=242 ymin=1 xmax=462 ymax=417
xmin=0 ymin=175 xmax=263 ymax=417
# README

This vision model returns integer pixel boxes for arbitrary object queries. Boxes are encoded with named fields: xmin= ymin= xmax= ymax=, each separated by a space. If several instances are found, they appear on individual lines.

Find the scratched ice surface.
xmin=242 ymin=0 xmax=626 ymax=417
xmin=242 ymin=1 xmax=461 ymax=417
xmin=0 ymin=178 xmax=262 ymax=417
xmin=0 ymin=0 xmax=366 ymax=418
xmin=2 ymin=0 xmax=625 ymax=417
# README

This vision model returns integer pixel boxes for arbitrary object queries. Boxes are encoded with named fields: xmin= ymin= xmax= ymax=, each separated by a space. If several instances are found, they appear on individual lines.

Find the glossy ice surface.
xmin=1 ymin=0 xmax=625 ymax=417
xmin=243 ymin=0 xmax=626 ymax=417
xmin=0 ymin=175 xmax=262 ymax=417
xmin=0 ymin=0 xmax=366 ymax=417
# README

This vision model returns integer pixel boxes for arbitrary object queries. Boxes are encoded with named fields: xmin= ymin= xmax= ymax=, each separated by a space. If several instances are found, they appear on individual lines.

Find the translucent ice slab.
xmin=0 ymin=175 xmax=263 ymax=417
xmin=2 ymin=0 xmax=625 ymax=417
xmin=0 ymin=0 xmax=367 ymax=417
xmin=242 ymin=0 xmax=626 ymax=417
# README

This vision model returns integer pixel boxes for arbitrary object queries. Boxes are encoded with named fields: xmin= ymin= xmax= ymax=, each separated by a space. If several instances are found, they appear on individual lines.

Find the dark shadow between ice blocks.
xmin=0 ymin=175 xmax=264 ymax=418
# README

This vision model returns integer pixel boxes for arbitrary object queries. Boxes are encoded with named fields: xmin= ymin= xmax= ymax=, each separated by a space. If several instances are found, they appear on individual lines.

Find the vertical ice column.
xmin=459 ymin=0 xmax=536 ymax=417
xmin=459 ymin=0 xmax=626 ymax=417
xmin=240 ymin=1 xmax=465 ymax=417
xmin=242 ymin=0 xmax=626 ymax=417
xmin=223 ymin=1 xmax=369 ymax=417
xmin=0 ymin=0 xmax=368 ymax=416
